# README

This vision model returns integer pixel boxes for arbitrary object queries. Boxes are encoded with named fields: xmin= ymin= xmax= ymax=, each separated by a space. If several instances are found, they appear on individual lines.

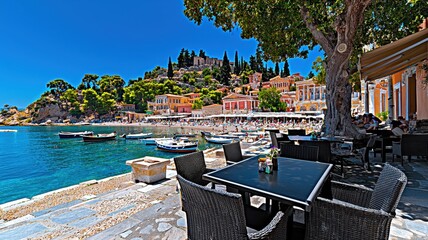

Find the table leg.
xmin=381 ymin=139 xmax=386 ymax=163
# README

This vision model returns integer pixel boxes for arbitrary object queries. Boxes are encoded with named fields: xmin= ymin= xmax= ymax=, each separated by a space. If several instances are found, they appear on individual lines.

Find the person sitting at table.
xmin=397 ymin=116 xmax=408 ymax=131
xmin=391 ymin=120 xmax=404 ymax=136
xmin=366 ymin=113 xmax=379 ymax=130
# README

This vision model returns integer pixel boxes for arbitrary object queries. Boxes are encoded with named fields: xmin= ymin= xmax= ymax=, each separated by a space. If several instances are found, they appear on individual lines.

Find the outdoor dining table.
xmin=288 ymin=135 xmax=345 ymax=143
xmin=203 ymin=155 xmax=333 ymax=212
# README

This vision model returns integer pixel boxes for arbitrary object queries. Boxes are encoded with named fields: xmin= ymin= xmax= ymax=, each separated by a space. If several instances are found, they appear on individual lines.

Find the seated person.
xmin=397 ymin=116 xmax=408 ymax=131
xmin=366 ymin=114 xmax=379 ymax=130
xmin=391 ymin=120 xmax=404 ymax=136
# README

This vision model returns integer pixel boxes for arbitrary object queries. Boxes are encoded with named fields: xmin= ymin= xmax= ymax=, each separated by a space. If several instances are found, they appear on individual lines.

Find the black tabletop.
xmin=203 ymin=156 xmax=332 ymax=211
xmin=288 ymin=135 xmax=344 ymax=142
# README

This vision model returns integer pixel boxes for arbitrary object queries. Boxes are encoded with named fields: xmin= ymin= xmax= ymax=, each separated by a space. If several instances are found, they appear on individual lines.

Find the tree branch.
xmin=299 ymin=4 xmax=334 ymax=57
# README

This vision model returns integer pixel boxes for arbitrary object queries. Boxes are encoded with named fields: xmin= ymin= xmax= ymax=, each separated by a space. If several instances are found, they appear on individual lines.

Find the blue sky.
xmin=0 ymin=0 xmax=322 ymax=108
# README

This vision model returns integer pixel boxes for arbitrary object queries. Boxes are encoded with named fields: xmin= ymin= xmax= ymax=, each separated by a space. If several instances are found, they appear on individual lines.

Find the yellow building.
xmin=295 ymin=79 xmax=326 ymax=112
xmin=147 ymin=94 xmax=192 ymax=114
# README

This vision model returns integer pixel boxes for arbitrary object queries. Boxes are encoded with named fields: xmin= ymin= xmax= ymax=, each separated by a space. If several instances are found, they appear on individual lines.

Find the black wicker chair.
xmin=287 ymin=129 xmax=306 ymax=136
xmin=173 ymin=151 xmax=214 ymax=187
xmin=223 ymin=141 xmax=251 ymax=165
xmin=305 ymin=164 xmax=407 ymax=240
xmin=177 ymin=175 xmax=292 ymax=240
xmin=392 ymin=134 xmax=428 ymax=165
xmin=269 ymin=132 xmax=292 ymax=148
xmin=280 ymin=143 xmax=319 ymax=161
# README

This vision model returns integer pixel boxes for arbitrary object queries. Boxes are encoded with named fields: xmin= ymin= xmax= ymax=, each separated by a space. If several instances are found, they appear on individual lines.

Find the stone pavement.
xmin=0 ymin=153 xmax=427 ymax=239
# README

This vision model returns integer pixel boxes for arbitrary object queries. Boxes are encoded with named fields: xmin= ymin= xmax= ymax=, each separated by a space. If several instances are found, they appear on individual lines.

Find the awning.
xmin=360 ymin=28 xmax=428 ymax=81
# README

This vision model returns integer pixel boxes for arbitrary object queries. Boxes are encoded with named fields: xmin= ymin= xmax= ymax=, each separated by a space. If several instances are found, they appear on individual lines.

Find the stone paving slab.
xmin=32 ymin=199 xmax=83 ymax=217
xmin=50 ymin=207 xmax=96 ymax=224
xmin=0 ymin=222 xmax=49 ymax=239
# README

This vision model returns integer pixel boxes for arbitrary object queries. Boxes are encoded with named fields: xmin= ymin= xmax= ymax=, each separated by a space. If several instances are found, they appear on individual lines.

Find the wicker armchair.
xmin=392 ymin=134 xmax=428 ymax=165
xmin=177 ymin=175 xmax=292 ymax=240
xmin=173 ymin=151 xmax=214 ymax=187
xmin=280 ymin=143 xmax=319 ymax=161
xmin=269 ymin=132 xmax=291 ymax=148
xmin=223 ymin=141 xmax=251 ymax=165
xmin=306 ymin=164 xmax=407 ymax=240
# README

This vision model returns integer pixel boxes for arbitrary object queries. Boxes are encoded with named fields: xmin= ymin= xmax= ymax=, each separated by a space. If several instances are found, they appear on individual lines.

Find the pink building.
xmin=222 ymin=93 xmax=259 ymax=113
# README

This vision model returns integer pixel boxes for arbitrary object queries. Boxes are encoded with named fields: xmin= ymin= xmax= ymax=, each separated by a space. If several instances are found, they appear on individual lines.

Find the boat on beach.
xmin=121 ymin=132 xmax=153 ymax=139
xmin=204 ymin=136 xmax=235 ymax=144
xmin=83 ymin=132 xmax=116 ymax=142
xmin=58 ymin=131 xmax=94 ymax=138
xmin=156 ymin=137 xmax=198 ymax=153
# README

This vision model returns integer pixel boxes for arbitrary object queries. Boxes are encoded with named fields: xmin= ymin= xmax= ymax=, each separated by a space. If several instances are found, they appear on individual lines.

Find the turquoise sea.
xmin=0 ymin=125 xmax=216 ymax=204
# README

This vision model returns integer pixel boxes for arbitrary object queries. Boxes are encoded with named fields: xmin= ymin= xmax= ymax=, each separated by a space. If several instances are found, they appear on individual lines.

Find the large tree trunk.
xmin=324 ymin=55 xmax=361 ymax=137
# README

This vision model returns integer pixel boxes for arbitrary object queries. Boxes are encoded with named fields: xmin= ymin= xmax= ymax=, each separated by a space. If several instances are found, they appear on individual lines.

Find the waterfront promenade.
xmin=1 ymin=150 xmax=428 ymax=239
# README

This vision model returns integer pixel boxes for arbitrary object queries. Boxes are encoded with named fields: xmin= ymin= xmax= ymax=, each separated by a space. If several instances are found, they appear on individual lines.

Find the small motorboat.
xmin=142 ymin=137 xmax=173 ymax=145
xmin=83 ymin=132 xmax=116 ymax=142
xmin=121 ymin=132 xmax=153 ymax=139
xmin=200 ymin=131 xmax=212 ymax=137
xmin=173 ymin=133 xmax=196 ymax=138
xmin=211 ymin=134 xmax=241 ymax=140
xmin=0 ymin=129 xmax=18 ymax=132
xmin=156 ymin=137 xmax=198 ymax=153
xmin=204 ymin=136 xmax=234 ymax=144
xmin=59 ymin=131 xmax=94 ymax=138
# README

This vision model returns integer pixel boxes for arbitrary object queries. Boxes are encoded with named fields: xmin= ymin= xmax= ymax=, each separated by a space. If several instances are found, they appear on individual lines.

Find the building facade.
xmin=295 ymin=79 xmax=326 ymax=112
xmin=222 ymin=93 xmax=259 ymax=114
xmin=147 ymin=94 xmax=192 ymax=115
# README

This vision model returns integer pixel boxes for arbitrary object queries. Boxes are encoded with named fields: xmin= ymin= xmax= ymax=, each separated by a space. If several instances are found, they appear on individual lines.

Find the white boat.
xmin=122 ymin=132 xmax=153 ymax=139
xmin=0 ymin=129 xmax=18 ymax=132
xmin=212 ymin=134 xmax=241 ymax=140
xmin=59 ymin=131 xmax=93 ymax=138
xmin=205 ymin=136 xmax=234 ymax=144
xmin=142 ymin=137 xmax=173 ymax=145
xmin=156 ymin=137 xmax=198 ymax=153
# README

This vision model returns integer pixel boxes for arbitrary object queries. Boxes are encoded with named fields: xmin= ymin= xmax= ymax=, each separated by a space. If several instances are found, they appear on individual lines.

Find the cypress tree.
xmin=184 ymin=49 xmax=191 ymax=67
xmin=307 ymin=71 xmax=315 ymax=79
xmin=234 ymin=51 xmax=240 ymax=75
xmin=199 ymin=50 xmax=206 ymax=59
xmin=274 ymin=62 xmax=280 ymax=76
xmin=177 ymin=48 xmax=185 ymax=68
xmin=283 ymin=59 xmax=290 ymax=77
xmin=220 ymin=51 xmax=231 ymax=86
xmin=167 ymin=57 xmax=173 ymax=79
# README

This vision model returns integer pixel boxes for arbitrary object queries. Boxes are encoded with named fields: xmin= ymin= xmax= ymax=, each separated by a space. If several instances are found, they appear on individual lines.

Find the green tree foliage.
xmin=78 ymin=74 xmax=99 ymax=90
xmin=234 ymin=51 xmax=240 ymax=75
xmin=219 ymin=51 xmax=231 ymax=85
xmin=46 ymin=79 xmax=74 ymax=99
xmin=211 ymin=67 xmax=221 ymax=81
xmin=98 ymin=75 xmax=125 ymax=101
xmin=98 ymin=92 xmax=116 ymax=115
xmin=282 ymin=60 xmax=290 ymax=77
xmin=183 ymin=0 xmax=427 ymax=136
xmin=307 ymin=71 xmax=315 ymax=79
xmin=82 ymin=88 xmax=99 ymax=113
xmin=177 ymin=48 xmax=185 ymax=68
xmin=312 ymin=56 xmax=326 ymax=84
xmin=167 ymin=57 xmax=174 ymax=79
xmin=258 ymin=87 xmax=286 ymax=112
xmin=192 ymin=99 xmax=204 ymax=109
xmin=199 ymin=49 xmax=206 ymax=59
xmin=274 ymin=62 xmax=280 ymax=76
xmin=202 ymin=68 xmax=211 ymax=77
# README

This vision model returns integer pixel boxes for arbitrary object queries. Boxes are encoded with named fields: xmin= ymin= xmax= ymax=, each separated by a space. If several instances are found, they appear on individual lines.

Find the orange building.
xmin=222 ymin=93 xmax=259 ymax=114
xmin=184 ymin=93 xmax=200 ymax=104
xmin=269 ymin=76 xmax=295 ymax=93
xmin=147 ymin=94 xmax=192 ymax=114
xmin=361 ymin=22 xmax=427 ymax=120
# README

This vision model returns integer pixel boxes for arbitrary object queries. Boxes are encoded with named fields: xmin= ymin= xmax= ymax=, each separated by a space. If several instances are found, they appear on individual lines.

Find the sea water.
xmin=0 ymin=125 xmax=215 ymax=204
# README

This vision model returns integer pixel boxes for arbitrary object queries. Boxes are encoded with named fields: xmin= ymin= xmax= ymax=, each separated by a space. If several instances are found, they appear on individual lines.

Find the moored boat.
xmin=156 ymin=137 xmax=198 ymax=153
xmin=173 ymin=133 xmax=196 ymax=138
xmin=142 ymin=137 xmax=173 ymax=145
xmin=59 ymin=131 xmax=94 ymax=138
xmin=83 ymin=132 xmax=116 ymax=142
xmin=121 ymin=132 xmax=153 ymax=139
xmin=204 ymin=136 xmax=234 ymax=144
xmin=0 ymin=129 xmax=18 ymax=132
